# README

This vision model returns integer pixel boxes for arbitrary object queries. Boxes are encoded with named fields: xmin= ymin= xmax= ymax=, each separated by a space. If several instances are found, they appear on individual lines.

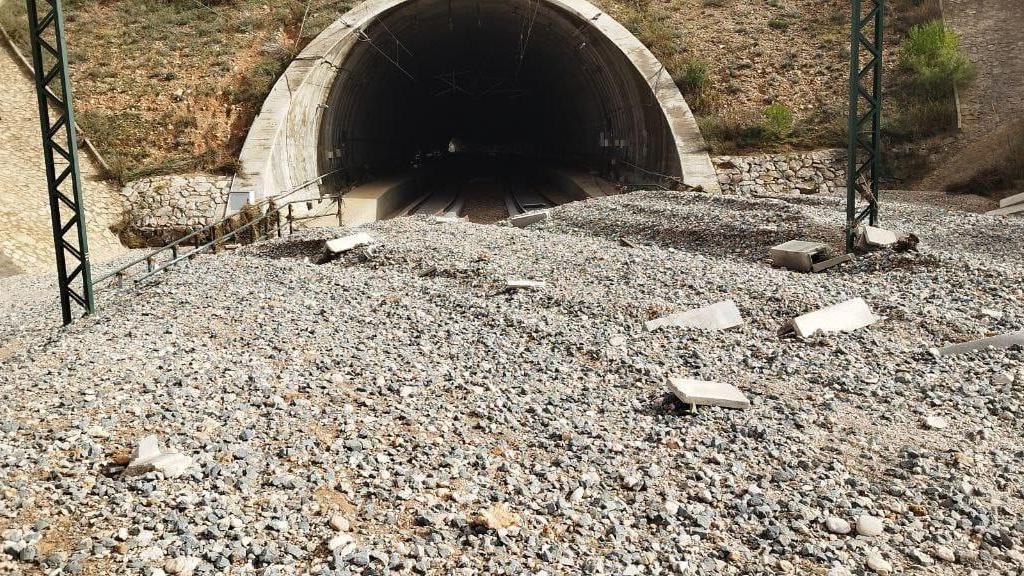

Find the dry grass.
xmin=947 ymin=120 xmax=1024 ymax=197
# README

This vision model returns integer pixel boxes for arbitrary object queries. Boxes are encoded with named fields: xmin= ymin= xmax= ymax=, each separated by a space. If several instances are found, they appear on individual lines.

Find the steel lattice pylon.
xmin=846 ymin=0 xmax=885 ymax=252
xmin=25 ymin=0 xmax=94 ymax=324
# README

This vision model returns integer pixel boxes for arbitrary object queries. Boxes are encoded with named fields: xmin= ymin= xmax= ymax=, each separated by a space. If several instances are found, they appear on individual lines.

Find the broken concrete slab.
xmin=504 ymin=279 xmax=546 ymax=291
xmin=861 ymin=225 xmax=899 ymax=248
xmin=125 ymin=435 xmax=194 ymax=479
xmin=325 ymin=232 xmax=373 ymax=254
xmin=999 ymin=191 xmax=1024 ymax=208
xmin=811 ymin=254 xmax=854 ymax=273
xmin=666 ymin=377 xmax=750 ymax=410
xmin=510 ymin=210 xmax=549 ymax=228
xmin=986 ymin=203 xmax=1024 ymax=217
xmin=770 ymin=240 xmax=828 ymax=272
xmin=937 ymin=330 xmax=1024 ymax=356
xmin=788 ymin=297 xmax=880 ymax=338
xmin=645 ymin=300 xmax=743 ymax=332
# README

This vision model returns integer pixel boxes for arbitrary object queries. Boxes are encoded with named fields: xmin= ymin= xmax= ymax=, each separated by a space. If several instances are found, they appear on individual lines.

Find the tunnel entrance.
xmin=319 ymin=0 xmax=679 ymax=195
xmin=228 ymin=0 xmax=719 ymax=215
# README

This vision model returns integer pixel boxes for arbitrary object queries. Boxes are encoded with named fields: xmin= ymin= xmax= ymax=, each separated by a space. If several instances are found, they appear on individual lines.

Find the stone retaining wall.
xmin=120 ymin=174 xmax=231 ymax=231
xmin=713 ymin=149 xmax=845 ymax=196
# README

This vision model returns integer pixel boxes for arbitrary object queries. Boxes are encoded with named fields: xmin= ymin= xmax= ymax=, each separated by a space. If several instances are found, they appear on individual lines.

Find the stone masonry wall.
xmin=713 ymin=149 xmax=845 ymax=196
xmin=120 ymin=174 xmax=232 ymax=231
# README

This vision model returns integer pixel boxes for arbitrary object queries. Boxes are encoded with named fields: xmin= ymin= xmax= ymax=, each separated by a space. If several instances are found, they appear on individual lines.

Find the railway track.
xmin=402 ymin=178 xmax=556 ymax=222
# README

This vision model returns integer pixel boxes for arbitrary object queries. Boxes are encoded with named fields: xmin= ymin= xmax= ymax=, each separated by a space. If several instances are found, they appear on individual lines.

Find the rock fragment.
xmin=865 ymin=551 xmax=892 ymax=573
xmin=860 ymin=225 xmax=899 ymax=248
xmin=474 ymin=503 xmax=520 ymax=531
xmin=645 ymin=300 xmax=743 ymax=332
xmin=923 ymin=415 xmax=948 ymax=430
xmin=123 ymin=435 xmax=193 ymax=479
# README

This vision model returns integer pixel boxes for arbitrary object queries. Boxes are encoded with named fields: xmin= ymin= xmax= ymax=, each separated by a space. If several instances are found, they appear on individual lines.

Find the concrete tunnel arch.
xmin=226 ymin=0 xmax=720 ymax=213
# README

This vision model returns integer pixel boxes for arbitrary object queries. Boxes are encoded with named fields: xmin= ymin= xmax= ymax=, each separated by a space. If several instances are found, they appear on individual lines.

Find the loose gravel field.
xmin=1 ymin=191 xmax=1022 ymax=576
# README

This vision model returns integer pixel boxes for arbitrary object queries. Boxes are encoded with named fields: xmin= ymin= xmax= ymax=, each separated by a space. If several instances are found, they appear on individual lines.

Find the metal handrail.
xmin=93 ymin=170 xmax=345 ymax=286
xmin=94 ymin=195 xmax=342 ymax=291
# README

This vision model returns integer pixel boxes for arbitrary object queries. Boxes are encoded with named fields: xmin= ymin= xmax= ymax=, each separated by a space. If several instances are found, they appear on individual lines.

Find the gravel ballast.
xmin=1 ymin=190 xmax=1023 ymax=575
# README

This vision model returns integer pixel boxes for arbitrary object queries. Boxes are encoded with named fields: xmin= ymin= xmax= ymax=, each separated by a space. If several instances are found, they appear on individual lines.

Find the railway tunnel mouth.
xmin=228 ymin=0 xmax=720 ymax=217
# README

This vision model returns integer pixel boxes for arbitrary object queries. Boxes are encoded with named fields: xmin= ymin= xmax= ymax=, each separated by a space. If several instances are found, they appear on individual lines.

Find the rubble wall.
xmin=713 ymin=149 xmax=845 ymax=196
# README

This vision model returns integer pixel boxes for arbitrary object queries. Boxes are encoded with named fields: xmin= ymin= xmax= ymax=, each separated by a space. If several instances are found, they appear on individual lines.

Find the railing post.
xmin=337 ymin=197 xmax=342 ymax=226
xmin=145 ymin=256 xmax=154 ymax=274
xmin=288 ymin=204 xmax=294 ymax=235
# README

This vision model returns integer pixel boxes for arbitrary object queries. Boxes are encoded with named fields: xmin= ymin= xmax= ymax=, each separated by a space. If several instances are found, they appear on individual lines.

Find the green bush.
xmin=762 ymin=103 xmax=794 ymax=140
xmin=673 ymin=59 xmax=711 ymax=97
xmin=901 ymin=21 xmax=975 ymax=91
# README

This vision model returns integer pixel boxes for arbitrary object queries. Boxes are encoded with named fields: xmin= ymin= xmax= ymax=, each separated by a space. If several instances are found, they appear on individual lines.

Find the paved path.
xmin=921 ymin=0 xmax=1024 ymax=190
xmin=0 ymin=41 xmax=125 ymax=278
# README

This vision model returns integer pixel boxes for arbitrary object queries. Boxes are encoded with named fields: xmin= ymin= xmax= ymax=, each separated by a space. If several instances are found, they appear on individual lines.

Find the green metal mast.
xmin=25 ymin=0 xmax=95 ymax=325
xmin=846 ymin=0 xmax=885 ymax=252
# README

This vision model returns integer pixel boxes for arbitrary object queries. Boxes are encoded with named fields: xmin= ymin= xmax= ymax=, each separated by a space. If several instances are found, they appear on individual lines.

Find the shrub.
xmin=901 ymin=21 xmax=975 ymax=91
xmin=762 ymin=103 xmax=795 ymax=140
xmin=767 ymin=18 xmax=789 ymax=31
xmin=673 ymin=59 xmax=711 ymax=97
xmin=698 ymin=111 xmax=766 ymax=154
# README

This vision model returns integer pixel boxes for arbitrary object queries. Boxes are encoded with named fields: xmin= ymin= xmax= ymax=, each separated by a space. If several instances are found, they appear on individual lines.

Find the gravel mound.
xmin=1 ymin=191 xmax=1022 ymax=575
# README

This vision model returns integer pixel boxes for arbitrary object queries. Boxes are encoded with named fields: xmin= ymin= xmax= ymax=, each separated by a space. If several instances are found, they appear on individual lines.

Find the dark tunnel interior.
xmin=318 ymin=0 xmax=682 ymax=193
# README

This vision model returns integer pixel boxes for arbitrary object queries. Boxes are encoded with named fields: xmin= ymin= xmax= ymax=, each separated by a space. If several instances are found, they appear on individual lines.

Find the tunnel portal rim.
xmin=227 ymin=0 xmax=720 ymax=213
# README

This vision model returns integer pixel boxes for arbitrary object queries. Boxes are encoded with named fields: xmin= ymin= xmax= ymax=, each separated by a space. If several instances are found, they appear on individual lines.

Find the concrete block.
xmin=861 ymin=225 xmax=899 ymax=247
xmin=666 ymin=377 xmax=750 ymax=410
xmin=505 ymin=279 xmax=546 ymax=291
xmin=770 ymin=240 xmax=828 ymax=272
xmin=646 ymin=300 xmax=743 ymax=332
xmin=938 ymin=330 xmax=1024 ymax=356
xmin=999 ymin=191 xmax=1024 ymax=208
xmin=325 ymin=232 xmax=373 ymax=254
xmin=789 ymin=297 xmax=880 ymax=338
xmin=510 ymin=210 xmax=549 ymax=228
xmin=342 ymin=176 xmax=420 ymax=226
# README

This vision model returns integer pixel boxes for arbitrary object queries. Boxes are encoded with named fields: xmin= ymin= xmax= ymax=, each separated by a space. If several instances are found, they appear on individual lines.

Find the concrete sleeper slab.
xmin=646 ymin=300 xmax=743 ymax=332
xmin=666 ymin=377 xmax=750 ymax=410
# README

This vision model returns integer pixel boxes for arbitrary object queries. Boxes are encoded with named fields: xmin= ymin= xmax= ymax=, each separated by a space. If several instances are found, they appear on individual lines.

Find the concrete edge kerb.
xmin=228 ymin=0 xmax=720 ymax=214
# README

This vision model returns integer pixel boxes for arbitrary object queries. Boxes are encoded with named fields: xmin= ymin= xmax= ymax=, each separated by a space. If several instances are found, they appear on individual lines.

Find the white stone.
xmin=328 ymin=533 xmax=355 ymax=555
xmin=826 ymin=517 xmax=851 ymax=535
xmin=666 ymin=377 xmax=750 ymax=410
xmin=325 ymin=232 xmax=374 ymax=254
xmin=924 ymin=416 xmax=948 ymax=430
xmin=645 ymin=300 xmax=744 ymax=332
xmin=865 ymin=551 xmax=892 ymax=573
xmin=329 ymin=514 xmax=350 ymax=532
xmin=935 ymin=545 xmax=956 ymax=562
xmin=125 ymin=436 xmax=193 ymax=479
xmin=789 ymin=298 xmax=880 ymax=338
xmin=504 ymin=279 xmax=546 ymax=291
xmin=133 ymin=435 xmax=161 ymax=461
xmin=856 ymin=515 xmax=884 ymax=537
xmin=993 ymin=372 xmax=1015 ymax=386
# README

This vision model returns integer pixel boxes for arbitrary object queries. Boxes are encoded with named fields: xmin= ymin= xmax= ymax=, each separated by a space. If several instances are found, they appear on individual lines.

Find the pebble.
xmin=826 ymin=517 xmax=852 ymax=535
xmin=924 ymin=416 xmax=948 ymax=430
xmin=865 ymin=551 xmax=892 ymax=573
xmin=328 ymin=514 xmax=350 ymax=532
xmin=856 ymin=515 xmax=884 ymax=537
xmin=935 ymin=545 xmax=956 ymax=562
